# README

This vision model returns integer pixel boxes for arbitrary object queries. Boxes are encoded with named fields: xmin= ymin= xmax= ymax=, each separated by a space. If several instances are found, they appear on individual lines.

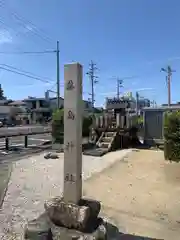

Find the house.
xmin=49 ymin=97 xmax=64 ymax=110
xmin=23 ymin=97 xmax=52 ymax=123
xmin=0 ymin=106 xmax=11 ymax=121
xmin=22 ymin=90 xmax=95 ymax=123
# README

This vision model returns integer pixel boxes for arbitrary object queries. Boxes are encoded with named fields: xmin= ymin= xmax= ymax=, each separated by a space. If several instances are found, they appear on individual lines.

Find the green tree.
xmin=52 ymin=109 xmax=93 ymax=143
xmin=0 ymin=84 xmax=5 ymax=100
xmin=52 ymin=109 xmax=64 ymax=144
xmin=164 ymin=111 xmax=180 ymax=162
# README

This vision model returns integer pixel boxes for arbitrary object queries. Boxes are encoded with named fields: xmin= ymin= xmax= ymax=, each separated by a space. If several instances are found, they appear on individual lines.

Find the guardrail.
xmin=0 ymin=127 xmax=51 ymax=151
xmin=0 ymin=126 xmax=51 ymax=137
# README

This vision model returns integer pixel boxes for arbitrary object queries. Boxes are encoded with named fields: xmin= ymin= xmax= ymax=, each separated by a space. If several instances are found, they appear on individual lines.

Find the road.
xmin=0 ymin=126 xmax=89 ymax=161
xmin=0 ymin=125 xmax=51 ymax=150
xmin=0 ymin=133 xmax=51 ymax=150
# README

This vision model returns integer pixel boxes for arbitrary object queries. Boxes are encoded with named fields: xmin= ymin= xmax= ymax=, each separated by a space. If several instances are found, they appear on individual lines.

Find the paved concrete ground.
xmin=84 ymin=149 xmax=180 ymax=239
xmin=2 ymin=149 xmax=179 ymax=239
xmin=0 ymin=149 xmax=131 ymax=239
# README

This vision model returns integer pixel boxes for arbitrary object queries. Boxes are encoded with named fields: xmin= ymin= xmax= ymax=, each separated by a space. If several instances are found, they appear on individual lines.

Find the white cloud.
xmin=0 ymin=30 xmax=12 ymax=44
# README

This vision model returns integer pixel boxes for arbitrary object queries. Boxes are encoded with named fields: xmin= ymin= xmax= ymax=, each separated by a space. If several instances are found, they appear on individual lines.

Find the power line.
xmin=0 ymin=1 xmax=54 ymax=46
xmin=0 ymin=65 xmax=54 ymax=83
xmin=109 ymin=76 xmax=137 ymax=98
xmin=0 ymin=17 xmax=37 ymax=53
xmin=0 ymin=50 xmax=56 ymax=55
xmin=0 ymin=18 xmax=17 ymax=38
xmin=0 ymin=63 xmax=55 ymax=83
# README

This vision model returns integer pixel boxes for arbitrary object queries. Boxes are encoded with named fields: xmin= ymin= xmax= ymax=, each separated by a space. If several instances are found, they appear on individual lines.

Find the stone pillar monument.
xmin=25 ymin=63 xmax=107 ymax=240
xmin=63 ymin=63 xmax=82 ymax=203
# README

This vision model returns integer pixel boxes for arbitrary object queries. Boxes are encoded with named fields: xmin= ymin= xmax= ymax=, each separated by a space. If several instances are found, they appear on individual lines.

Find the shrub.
xmin=164 ymin=111 xmax=180 ymax=162
xmin=52 ymin=109 xmax=64 ymax=144
xmin=137 ymin=115 xmax=143 ymax=125
xmin=82 ymin=115 xmax=93 ymax=137
xmin=52 ymin=109 xmax=93 ymax=142
xmin=164 ymin=140 xmax=180 ymax=161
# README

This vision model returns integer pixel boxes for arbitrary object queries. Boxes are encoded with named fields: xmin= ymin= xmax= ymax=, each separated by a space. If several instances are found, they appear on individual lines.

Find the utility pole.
xmin=167 ymin=67 xmax=171 ymax=107
xmin=117 ymin=78 xmax=123 ymax=98
xmin=86 ymin=60 xmax=98 ymax=110
xmin=161 ymin=65 xmax=175 ymax=107
xmin=135 ymin=91 xmax=139 ymax=116
xmin=56 ymin=41 xmax=60 ymax=109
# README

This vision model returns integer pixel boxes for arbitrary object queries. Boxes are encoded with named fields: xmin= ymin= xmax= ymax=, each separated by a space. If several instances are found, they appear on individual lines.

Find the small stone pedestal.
xmin=24 ymin=197 xmax=107 ymax=240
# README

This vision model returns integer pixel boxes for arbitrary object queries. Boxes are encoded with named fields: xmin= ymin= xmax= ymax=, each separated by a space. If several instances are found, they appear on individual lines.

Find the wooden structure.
xmin=84 ymin=97 xmax=138 ymax=156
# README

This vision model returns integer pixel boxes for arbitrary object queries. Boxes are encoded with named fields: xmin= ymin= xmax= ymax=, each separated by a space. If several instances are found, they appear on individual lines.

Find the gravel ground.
xmin=0 ymin=149 xmax=131 ymax=239
xmin=84 ymin=149 xmax=180 ymax=239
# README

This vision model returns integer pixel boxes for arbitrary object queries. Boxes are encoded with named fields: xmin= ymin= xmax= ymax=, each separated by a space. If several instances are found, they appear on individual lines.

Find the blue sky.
xmin=0 ymin=0 xmax=180 ymax=106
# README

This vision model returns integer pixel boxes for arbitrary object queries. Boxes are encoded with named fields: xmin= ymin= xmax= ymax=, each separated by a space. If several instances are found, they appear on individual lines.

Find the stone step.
xmin=83 ymin=148 xmax=109 ymax=156
xmin=101 ymin=137 xmax=112 ymax=143
xmin=99 ymin=142 xmax=109 ymax=149
xmin=105 ymin=132 xmax=114 ymax=137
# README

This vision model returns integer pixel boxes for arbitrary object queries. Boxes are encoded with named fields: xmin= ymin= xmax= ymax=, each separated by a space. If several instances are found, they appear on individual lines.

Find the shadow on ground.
xmin=106 ymin=222 xmax=163 ymax=240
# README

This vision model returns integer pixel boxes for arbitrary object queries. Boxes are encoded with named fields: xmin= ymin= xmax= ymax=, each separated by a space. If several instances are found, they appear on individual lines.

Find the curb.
xmin=0 ymin=162 xmax=13 ymax=209
xmin=83 ymin=149 xmax=133 ymax=183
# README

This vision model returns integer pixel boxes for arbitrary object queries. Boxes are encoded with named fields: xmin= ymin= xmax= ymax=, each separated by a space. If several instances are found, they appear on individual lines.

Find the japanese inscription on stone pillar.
xmin=64 ymin=63 xmax=82 ymax=204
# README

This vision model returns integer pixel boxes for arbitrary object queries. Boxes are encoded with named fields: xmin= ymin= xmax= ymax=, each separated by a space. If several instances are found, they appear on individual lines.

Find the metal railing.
xmin=0 ymin=126 xmax=51 ymax=151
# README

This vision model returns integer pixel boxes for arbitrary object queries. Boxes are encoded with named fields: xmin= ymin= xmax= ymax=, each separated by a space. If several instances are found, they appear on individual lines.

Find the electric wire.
xmin=0 ymin=66 xmax=54 ymax=83
xmin=0 ymin=50 xmax=56 ymax=54
xmin=0 ymin=0 xmax=54 ymax=46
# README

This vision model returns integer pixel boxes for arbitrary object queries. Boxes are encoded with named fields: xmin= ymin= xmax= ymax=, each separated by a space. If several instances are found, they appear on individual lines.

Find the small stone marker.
xmin=95 ymin=116 xmax=100 ymax=128
xmin=64 ymin=62 xmax=83 ymax=204
xmin=116 ymin=113 xmax=120 ymax=127
xmin=99 ymin=116 xmax=103 ymax=128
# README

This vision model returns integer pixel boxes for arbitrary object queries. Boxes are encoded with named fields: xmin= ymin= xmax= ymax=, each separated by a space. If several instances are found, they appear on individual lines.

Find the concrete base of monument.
xmin=44 ymin=197 xmax=101 ymax=232
xmin=24 ymin=197 xmax=108 ymax=239
xmin=24 ymin=213 xmax=107 ymax=240
xmin=51 ymin=218 xmax=107 ymax=239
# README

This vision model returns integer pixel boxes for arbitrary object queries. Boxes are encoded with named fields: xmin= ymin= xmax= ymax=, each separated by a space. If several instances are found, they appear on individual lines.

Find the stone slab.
xmin=24 ymin=212 xmax=52 ymax=240
xmin=44 ymin=197 xmax=101 ymax=232
xmin=51 ymin=217 xmax=107 ymax=240
xmin=44 ymin=152 xmax=59 ymax=159
xmin=0 ymin=162 xmax=12 ymax=208
xmin=83 ymin=148 xmax=108 ymax=157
